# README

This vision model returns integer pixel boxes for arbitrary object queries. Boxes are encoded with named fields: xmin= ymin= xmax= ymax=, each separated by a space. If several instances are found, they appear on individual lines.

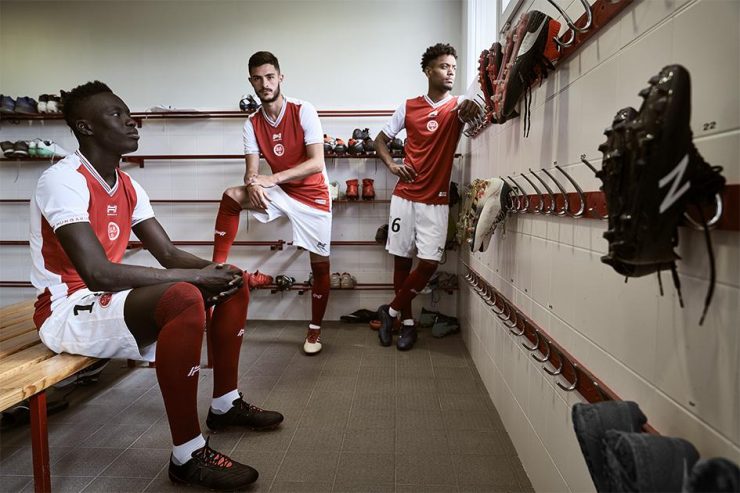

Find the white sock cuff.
xmin=172 ymin=434 xmax=206 ymax=465
xmin=388 ymin=307 xmax=400 ymax=318
xmin=211 ymin=389 xmax=241 ymax=414
xmin=402 ymin=319 xmax=415 ymax=326
xmin=308 ymin=324 xmax=321 ymax=330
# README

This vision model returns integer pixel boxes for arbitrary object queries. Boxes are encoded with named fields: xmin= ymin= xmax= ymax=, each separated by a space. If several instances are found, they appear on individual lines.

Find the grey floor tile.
xmin=100 ymin=448 xmax=168 ymax=479
xmin=356 ymin=376 xmax=395 ymax=394
xmin=430 ymin=354 xmax=469 ymax=368
xmin=273 ymin=451 xmax=339 ymax=483
xmin=439 ymin=394 xmax=492 ymax=412
xmin=397 ymin=409 xmax=445 ymax=430
xmin=433 ymin=366 xmax=474 ymax=380
xmin=396 ymin=429 xmax=449 ymax=455
xmin=435 ymin=377 xmax=481 ymax=394
xmin=48 ymin=423 xmax=103 ymax=448
xmin=229 ymin=450 xmax=284 ymax=488
xmin=447 ymin=430 xmax=511 ymax=456
xmin=396 ymin=392 xmax=440 ymax=411
xmin=397 ymin=484 xmax=459 ymax=493
xmin=397 ymin=363 xmax=435 ymax=378
xmin=0 ymin=447 xmax=71 ymax=476
xmin=1 ymin=475 xmax=32 ymax=492
xmin=453 ymin=455 xmax=518 ymax=488
xmin=262 ymin=390 xmax=313 ymax=414
xmin=357 ymin=366 xmax=395 ymax=380
xmin=130 ymin=421 xmax=171 ymax=449
xmin=49 ymin=404 xmax=120 ymax=427
xmin=347 ymin=408 xmax=395 ymax=430
xmin=442 ymin=410 xmax=496 ymax=431
xmin=352 ymin=391 xmax=395 ymax=412
xmin=333 ymin=481 xmax=395 ymax=493
xmin=270 ymin=481 xmax=332 ymax=492
xmin=235 ymin=423 xmax=299 ymax=452
xmin=397 ymin=376 xmax=437 ymax=394
xmin=20 ymin=475 xmax=94 ymax=493
xmin=82 ymin=476 xmax=151 ymax=492
xmin=335 ymin=453 xmax=395 ymax=484
xmin=341 ymin=429 xmax=394 ymax=454
xmin=305 ymin=391 xmax=354 ymax=413
xmin=395 ymin=453 xmax=457 ymax=486
xmin=314 ymin=376 xmax=357 ymax=393
xmin=300 ymin=406 xmax=351 ymax=428
xmin=52 ymin=447 xmax=122 ymax=477
xmin=81 ymin=423 xmax=150 ymax=449
xmin=289 ymin=423 xmax=344 ymax=451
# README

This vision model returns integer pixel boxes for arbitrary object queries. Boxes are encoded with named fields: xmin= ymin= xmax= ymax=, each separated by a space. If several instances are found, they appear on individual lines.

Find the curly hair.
xmin=420 ymin=43 xmax=457 ymax=71
xmin=249 ymin=51 xmax=280 ymax=73
xmin=62 ymin=81 xmax=113 ymax=130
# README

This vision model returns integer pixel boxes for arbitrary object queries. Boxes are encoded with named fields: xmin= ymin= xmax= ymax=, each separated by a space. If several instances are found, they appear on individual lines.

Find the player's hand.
xmin=455 ymin=98 xmax=481 ymax=124
xmin=248 ymin=174 xmax=277 ymax=188
xmin=388 ymin=163 xmax=417 ymax=183
xmin=247 ymin=183 xmax=271 ymax=210
xmin=197 ymin=263 xmax=244 ymax=304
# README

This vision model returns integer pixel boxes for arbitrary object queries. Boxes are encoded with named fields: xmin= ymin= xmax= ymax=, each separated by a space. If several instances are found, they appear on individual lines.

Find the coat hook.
xmin=554 ymin=165 xmax=587 ymax=217
xmin=529 ymin=169 xmax=557 ymax=214
xmin=520 ymin=173 xmax=545 ymax=213
xmin=532 ymin=338 xmax=551 ymax=362
xmin=547 ymin=0 xmax=593 ymax=48
xmin=508 ymin=176 xmax=530 ymax=212
xmin=544 ymin=347 xmax=564 ymax=375
xmin=541 ymin=167 xmax=568 ymax=216
xmin=522 ymin=329 xmax=540 ymax=351
xmin=557 ymin=361 xmax=579 ymax=391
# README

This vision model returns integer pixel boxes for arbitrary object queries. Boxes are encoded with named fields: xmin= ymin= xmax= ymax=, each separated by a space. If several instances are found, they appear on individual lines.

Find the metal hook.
xmin=547 ymin=0 xmax=593 ymax=48
xmin=593 ymin=381 xmax=609 ymax=402
xmin=486 ymin=288 xmax=506 ymax=315
xmin=509 ymin=310 xmax=526 ymax=336
xmin=554 ymin=165 xmax=587 ymax=218
xmin=481 ymin=284 xmax=494 ymax=303
xmin=532 ymin=338 xmax=551 ymax=362
xmin=508 ymin=176 xmax=530 ymax=213
xmin=557 ymin=361 xmax=579 ymax=392
xmin=544 ymin=347 xmax=564 ymax=375
xmin=541 ymin=168 xmax=569 ymax=216
xmin=578 ymin=156 xmax=609 ymax=220
xmin=529 ymin=169 xmax=557 ymax=215
xmin=500 ymin=176 xmax=520 ymax=213
xmin=522 ymin=329 xmax=540 ymax=351
xmin=520 ymin=173 xmax=545 ymax=214
xmin=501 ymin=305 xmax=519 ymax=328
xmin=683 ymin=193 xmax=724 ymax=230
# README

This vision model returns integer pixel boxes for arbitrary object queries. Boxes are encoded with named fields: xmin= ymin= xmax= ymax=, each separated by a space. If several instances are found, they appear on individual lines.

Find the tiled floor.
xmin=0 ymin=321 xmax=533 ymax=493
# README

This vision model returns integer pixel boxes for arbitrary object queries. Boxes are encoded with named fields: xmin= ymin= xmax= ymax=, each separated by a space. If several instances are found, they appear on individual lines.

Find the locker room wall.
xmin=0 ymin=0 xmax=463 ymax=320
xmin=459 ymin=0 xmax=739 ymax=490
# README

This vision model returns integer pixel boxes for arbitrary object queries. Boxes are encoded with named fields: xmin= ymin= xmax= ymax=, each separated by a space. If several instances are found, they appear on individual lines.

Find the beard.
xmin=258 ymin=85 xmax=282 ymax=104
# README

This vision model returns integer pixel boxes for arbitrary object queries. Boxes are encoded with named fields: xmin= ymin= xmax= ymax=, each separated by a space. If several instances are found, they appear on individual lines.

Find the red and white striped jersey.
xmin=30 ymin=151 xmax=154 ymax=328
xmin=243 ymin=97 xmax=330 ymax=212
xmin=382 ymin=94 xmax=464 ymax=205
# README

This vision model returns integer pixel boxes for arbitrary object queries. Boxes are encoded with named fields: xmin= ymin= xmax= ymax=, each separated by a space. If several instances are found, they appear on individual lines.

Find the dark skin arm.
xmin=55 ymin=218 xmax=242 ymax=303
xmin=375 ymin=132 xmax=417 ymax=183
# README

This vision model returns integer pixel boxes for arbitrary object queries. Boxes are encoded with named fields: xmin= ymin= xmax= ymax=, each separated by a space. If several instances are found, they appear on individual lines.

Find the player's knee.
xmin=394 ymin=256 xmax=413 ymax=270
xmin=417 ymin=259 xmax=438 ymax=276
xmin=155 ymin=282 xmax=205 ymax=328
xmin=224 ymin=186 xmax=245 ymax=203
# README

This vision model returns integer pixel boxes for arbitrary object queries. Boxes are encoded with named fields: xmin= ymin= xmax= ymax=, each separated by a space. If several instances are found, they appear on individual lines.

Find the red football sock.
xmin=212 ymin=193 xmax=243 ymax=263
xmin=209 ymin=272 xmax=249 ymax=397
xmin=393 ymin=256 xmax=413 ymax=320
xmin=310 ymin=261 xmax=330 ymax=326
xmin=154 ymin=282 xmax=206 ymax=446
xmin=390 ymin=259 xmax=438 ymax=313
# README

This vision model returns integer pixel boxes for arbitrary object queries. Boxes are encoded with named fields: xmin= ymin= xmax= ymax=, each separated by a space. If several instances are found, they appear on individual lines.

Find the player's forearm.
xmin=155 ymin=247 xmax=212 ymax=270
xmin=374 ymin=134 xmax=396 ymax=169
xmin=243 ymin=156 xmax=260 ymax=185
xmin=272 ymin=156 xmax=324 ymax=184
xmin=85 ymin=261 xmax=204 ymax=292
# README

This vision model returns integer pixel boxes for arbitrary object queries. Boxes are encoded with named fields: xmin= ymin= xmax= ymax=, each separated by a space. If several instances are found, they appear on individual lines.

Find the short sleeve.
xmin=298 ymin=102 xmax=323 ymax=145
xmin=382 ymin=102 xmax=406 ymax=139
xmin=34 ymin=167 xmax=90 ymax=231
xmin=243 ymin=117 xmax=260 ymax=155
xmin=130 ymin=179 xmax=155 ymax=226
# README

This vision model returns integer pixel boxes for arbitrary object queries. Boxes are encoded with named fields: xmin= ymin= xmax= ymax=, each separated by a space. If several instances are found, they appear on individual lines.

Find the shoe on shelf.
xmin=37 ymin=94 xmax=49 ymax=113
xmin=363 ymin=135 xmax=375 ymax=154
xmin=0 ymin=95 xmax=15 ymax=113
xmin=34 ymin=140 xmax=69 ymax=159
xmin=206 ymin=392 xmax=284 ymax=431
xmin=248 ymin=270 xmax=273 ymax=289
xmin=169 ymin=437 xmax=258 ymax=490
xmin=339 ymin=272 xmax=356 ymax=289
xmin=28 ymin=141 xmax=37 ymax=158
xmin=348 ymin=137 xmax=364 ymax=155
xmin=303 ymin=328 xmax=322 ymax=354
xmin=330 ymin=272 xmax=341 ymax=289
xmin=389 ymin=137 xmax=404 ymax=156
xmin=345 ymin=179 xmax=359 ymax=200
xmin=323 ymin=134 xmax=336 ymax=154
xmin=239 ymin=94 xmax=259 ymax=112
xmin=46 ymin=94 xmax=61 ymax=113
xmin=274 ymin=275 xmax=295 ymax=291
xmin=396 ymin=323 xmax=417 ymax=350
xmin=352 ymin=128 xmax=364 ymax=140
xmin=12 ymin=141 xmax=29 ymax=158
xmin=361 ymin=178 xmax=375 ymax=200
xmin=375 ymin=223 xmax=388 ymax=244
xmin=329 ymin=181 xmax=340 ymax=201
xmin=334 ymin=138 xmax=347 ymax=154
xmin=14 ymin=96 xmax=38 ymax=114
xmin=376 ymin=305 xmax=395 ymax=346
xmin=0 ymin=141 xmax=14 ymax=157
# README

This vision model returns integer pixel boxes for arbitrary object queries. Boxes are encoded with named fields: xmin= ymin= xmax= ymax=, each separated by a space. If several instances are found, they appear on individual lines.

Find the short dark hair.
xmin=248 ymin=51 xmax=280 ymax=73
xmin=62 ymin=80 xmax=113 ymax=129
xmin=420 ymin=43 xmax=457 ymax=71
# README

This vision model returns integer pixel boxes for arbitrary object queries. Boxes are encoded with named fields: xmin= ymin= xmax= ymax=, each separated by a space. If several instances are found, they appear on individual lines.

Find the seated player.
xmin=30 ymin=81 xmax=282 ymax=491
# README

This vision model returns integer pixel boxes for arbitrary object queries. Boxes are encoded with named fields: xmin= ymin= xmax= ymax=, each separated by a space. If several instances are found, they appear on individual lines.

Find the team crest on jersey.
xmin=106 ymin=205 xmax=117 ymax=216
xmin=273 ymin=133 xmax=282 ymax=141
xmin=108 ymin=222 xmax=120 ymax=241
xmin=99 ymin=293 xmax=113 ymax=308
xmin=427 ymin=120 xmax=439 ymax=132
xmin=274 ymin=143 xmax=285 ymax=156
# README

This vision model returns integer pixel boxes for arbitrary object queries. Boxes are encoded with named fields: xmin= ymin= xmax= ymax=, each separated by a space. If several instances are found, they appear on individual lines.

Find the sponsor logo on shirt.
xmin=99 ymin=292 xmax=113 ymax=308
xmin=274 ymin=143 xmax=285 ymax=156
xmin=273 ymin=133 xmax=282 ymax=141
xmin=428 ymin=110 xmax=439 ymax=118
xmin=107 ymin=222 xmax=120 ymax=241
xmin=106 ymin=205 xmax=117 ymax=216
xmin=438 ymin=191 xmax=447 ymax=197
xmin=427 ymin=120 xmax=439 ymax=132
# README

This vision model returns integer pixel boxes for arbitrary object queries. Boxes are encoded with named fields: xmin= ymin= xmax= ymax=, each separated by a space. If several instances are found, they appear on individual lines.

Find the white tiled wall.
xmin=460 ymin=0 xmax=740 ymax=491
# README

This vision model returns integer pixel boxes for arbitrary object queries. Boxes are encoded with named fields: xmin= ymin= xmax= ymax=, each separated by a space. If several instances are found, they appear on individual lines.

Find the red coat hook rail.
xmin=462 ymin=262 xmax=659 ymax=434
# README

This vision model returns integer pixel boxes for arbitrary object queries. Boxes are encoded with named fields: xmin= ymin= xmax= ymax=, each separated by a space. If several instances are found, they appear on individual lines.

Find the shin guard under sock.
xmin=212 ymin=193 xmax=243 ymax=263
xmin=310 ymin=261 xmax=330 ymax=326
xmin=390 ymin=260 xmax=438 ymax=313
xmin=209 ymin=273 xmax=249 ymax=398
xmin=154 ymin=282 xmax=206 ymax=446
xmin=393 ymin=256 xmax=413 ymax=320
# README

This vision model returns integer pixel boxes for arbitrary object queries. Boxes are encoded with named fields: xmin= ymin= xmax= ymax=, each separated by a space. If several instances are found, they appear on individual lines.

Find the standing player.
xmin=31 ymin=81 xmax=283 ymax=491
xmin=374 ymin=43 xmax=480 ymax=350
xmin=212 ymin=51 xmax=331 ymax=355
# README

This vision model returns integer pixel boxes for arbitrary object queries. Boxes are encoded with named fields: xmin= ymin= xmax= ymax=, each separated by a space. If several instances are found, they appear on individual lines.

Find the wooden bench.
xmin=0 ymin=300 xmax=98 ymax=493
